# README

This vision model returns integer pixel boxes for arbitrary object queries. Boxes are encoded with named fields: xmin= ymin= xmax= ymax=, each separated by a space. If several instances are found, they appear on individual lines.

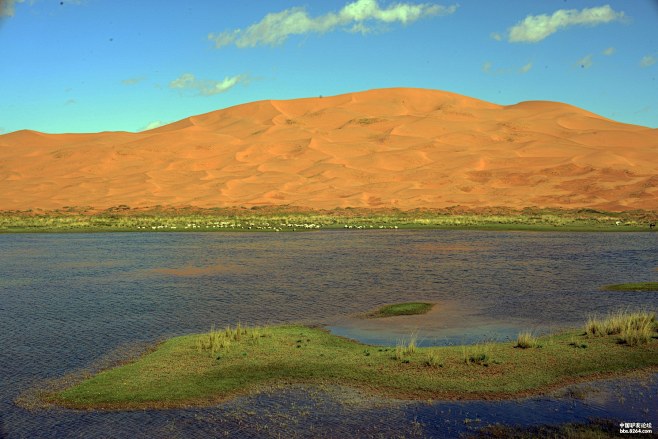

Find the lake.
xmin=1 ymin=230 xmax=657 ymax=438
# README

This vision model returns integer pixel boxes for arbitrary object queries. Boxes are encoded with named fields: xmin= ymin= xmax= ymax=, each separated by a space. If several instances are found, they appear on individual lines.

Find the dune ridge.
xmin=1 ymin=87 xmax=657 ymax=211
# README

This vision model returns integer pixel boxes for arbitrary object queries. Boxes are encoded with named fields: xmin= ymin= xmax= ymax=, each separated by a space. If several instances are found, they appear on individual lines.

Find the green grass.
xmin=48 ymin=311 xmax=658 ymax=410
xmin=1 ymin=206 xmax=655 ymax=233
xmin=368 ymin=302 xmax=433 ymax=318
xmin=602 ymin=282 xmax=658 ymax=292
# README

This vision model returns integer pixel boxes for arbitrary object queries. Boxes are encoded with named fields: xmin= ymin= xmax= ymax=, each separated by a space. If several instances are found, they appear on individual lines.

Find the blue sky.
xmin=1 ymin=0 xmax=656 ymax=133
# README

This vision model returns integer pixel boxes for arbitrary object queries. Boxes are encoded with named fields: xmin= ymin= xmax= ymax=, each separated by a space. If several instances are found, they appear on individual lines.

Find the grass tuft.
xmin=424 ymin=350 xmax=443 ymax=368
xmin=395 ymin=333 xmax=418 ymax=359
xmin=619 ymin=325 xmax=654 ymax=347
xmin=462 ymin=343 xmax=496 ymax=366
xmin=196 ymin=324 xmax=265 ymax=356
xmin=515 ymin=331 xmax=540 ymax=349
xmin=585 ymin=310 xmax=656 ymax=345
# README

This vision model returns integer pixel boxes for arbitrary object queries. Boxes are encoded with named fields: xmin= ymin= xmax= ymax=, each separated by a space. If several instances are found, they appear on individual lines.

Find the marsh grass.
xmin=424 ymin=350 xmax=443 ymax=368
xmin=395 ymin=332 xmax=418 ymax=360
xmin=620 ymin=325 xmax=654 ymax=347
xmin=585 ymin=310 xmax=656 ymax=346
xmin=394 ymin=345 xmax=404 ymax=360
xmin=196 ymin=323 xmax=266 ymax=356
xmin=515 ymin=331 xmax=540 ymax=349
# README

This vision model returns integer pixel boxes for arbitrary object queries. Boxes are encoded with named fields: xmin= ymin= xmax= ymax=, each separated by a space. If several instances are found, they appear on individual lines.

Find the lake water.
xmin=1 ymin=230 xmax=657 ymax=438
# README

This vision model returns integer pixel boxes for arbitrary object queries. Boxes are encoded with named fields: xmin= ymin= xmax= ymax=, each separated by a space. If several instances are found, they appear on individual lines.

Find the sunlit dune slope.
xmin=1 ymin=88 xmax=657 ymax=211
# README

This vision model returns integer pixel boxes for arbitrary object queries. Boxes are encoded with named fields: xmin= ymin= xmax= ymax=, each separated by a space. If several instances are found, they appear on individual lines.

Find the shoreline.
xmin=37 ymin=367 xmax=658 ymax=412
xmin=1 ymin=206 xmax=656 ymax=233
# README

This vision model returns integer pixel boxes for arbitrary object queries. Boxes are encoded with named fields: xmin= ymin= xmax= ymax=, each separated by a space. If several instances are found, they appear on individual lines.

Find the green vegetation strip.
xmin=367 ymin=302 xmax=433 ymax=318
xmin=50 ymin=312 xmax=658 ymax=410
xmin=1 ymin=206 xmax=656 ymax=233
xmin=602 ymin=282 xmax=658 ymax=292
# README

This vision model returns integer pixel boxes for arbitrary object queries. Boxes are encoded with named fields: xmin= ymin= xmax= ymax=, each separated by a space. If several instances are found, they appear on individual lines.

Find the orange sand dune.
xmin=1 ymin=88 xmax=657 ymax=211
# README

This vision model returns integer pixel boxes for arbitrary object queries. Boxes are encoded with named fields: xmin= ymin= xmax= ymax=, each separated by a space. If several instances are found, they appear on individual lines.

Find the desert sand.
xmin=1 ymin=88 xmax=657 ymax=211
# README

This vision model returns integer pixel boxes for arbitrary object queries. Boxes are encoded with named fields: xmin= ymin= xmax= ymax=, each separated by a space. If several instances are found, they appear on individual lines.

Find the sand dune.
xmin=1 ymin=87 xmax=657 ymax=211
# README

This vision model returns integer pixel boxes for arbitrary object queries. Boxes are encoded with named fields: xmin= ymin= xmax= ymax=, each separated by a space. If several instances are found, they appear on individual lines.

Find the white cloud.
xmin=142 ymin=120 xmax=164 ymax=131
xmin=348 ymin=22 xmax=373 ymax=34
xmin=169 ymin=73 xmax=248 ymax=96
xmin=2 ymin=0 xmax=84 ymax=17
xmin=640 ymin=54 xmax=657 ymax=68
xmin=209 ymin=0 xmax=458 ymax=48
xmin=505 ymin=5 xmax=626 ymax=43
xmin=577 ymin=54 xmax=593 ymax=69
xmin=490 ymin=32 xmax=502 ymax=41
xmin=121 ymin=76 xmax=146 ymax=86
xmin=1 ymin=0 xmax=25 ymax=17
xmin=519 ymin=62 xmax=533 ymax=73
xmin=170 ymin=73 xmax=195 ymax=89
xmin=482 ymin=61 xmax=492 ymax=73
xmin=602 ymin=46 xmax=615 ymax=56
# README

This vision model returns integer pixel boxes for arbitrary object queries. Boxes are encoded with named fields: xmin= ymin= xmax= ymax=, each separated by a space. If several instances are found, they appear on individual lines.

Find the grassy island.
xmin=603 ymin=282 xmax=658 ymax=292
xmin=48 ymin=311 xmax=658 ymax=410
xmin=366 ymin=302 xmax=433 ymax=318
